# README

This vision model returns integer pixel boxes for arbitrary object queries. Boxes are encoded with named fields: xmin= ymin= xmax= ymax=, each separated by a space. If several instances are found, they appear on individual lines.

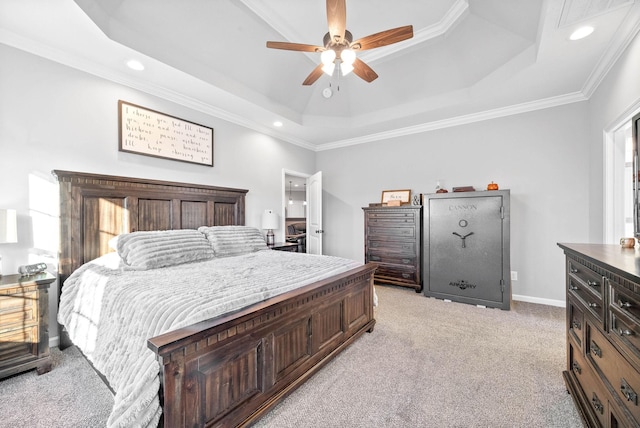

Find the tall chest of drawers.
xmin=558 ymin=243 xmax=640 ymax=427
xmin=363 ymin=206 xmax=422 ymax=292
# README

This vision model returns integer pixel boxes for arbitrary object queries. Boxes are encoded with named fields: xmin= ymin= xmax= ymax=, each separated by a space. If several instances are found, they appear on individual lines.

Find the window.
xmin=604 ymin=121 xmax=634 ymax=243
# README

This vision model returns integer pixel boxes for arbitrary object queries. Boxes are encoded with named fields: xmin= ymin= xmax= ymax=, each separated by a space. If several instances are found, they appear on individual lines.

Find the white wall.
xmin=317 ymin=102 xmax=592 ymax=305
xmin=316 ymin=28 xmax=640 ymax=306
xmin=0 ymin=45 xmax=316 ymax=343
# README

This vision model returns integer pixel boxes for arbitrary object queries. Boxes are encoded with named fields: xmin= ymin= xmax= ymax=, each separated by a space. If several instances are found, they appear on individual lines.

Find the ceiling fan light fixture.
xmin=340 ymin=49 xmax=355 ymax=65
xmin=340 ymin=61 xmax=354 ymax=76
xmin=320 ymin=49 xmax=336 ymax=65
xmin=322 ymin=62 xmax=335 ymax=76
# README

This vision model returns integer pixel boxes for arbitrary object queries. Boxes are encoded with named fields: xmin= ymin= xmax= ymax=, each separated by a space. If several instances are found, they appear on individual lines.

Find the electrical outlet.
xmin=511 ymin=271 xmax=518 ymax=281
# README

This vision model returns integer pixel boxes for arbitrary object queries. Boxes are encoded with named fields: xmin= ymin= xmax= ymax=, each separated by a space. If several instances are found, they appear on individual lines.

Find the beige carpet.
xmin=0 ymin=285 xmax=583 ymax=427
xmin=255 ymin=285 xmax=584 ymax=428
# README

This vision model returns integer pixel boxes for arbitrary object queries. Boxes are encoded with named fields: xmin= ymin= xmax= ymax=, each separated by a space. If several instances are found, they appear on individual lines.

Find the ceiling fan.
xmin=266 ymin=0 xmax=413 ymax=85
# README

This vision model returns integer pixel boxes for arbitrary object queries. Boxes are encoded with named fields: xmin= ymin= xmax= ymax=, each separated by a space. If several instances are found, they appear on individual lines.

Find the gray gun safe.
xmin=423 ymin=190 xmax=510 ymax=310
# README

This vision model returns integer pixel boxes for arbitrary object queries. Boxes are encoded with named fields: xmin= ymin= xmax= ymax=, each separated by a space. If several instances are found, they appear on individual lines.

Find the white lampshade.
xmin=340 ymin=49 xmax=355 ymax=65
xmin=321 ymin=49 xmax=336 ymax=76
xmin=322 ymin=62 xmax=335 ymax=76
xmin=0 ymin=209 xmax=17 ymax=243
xmin=320 ymin=49 xmax=336 ymax=65
xmin=340 ymin=61 xmax=354 ymax=76
xmin=262 ymin=209 xmax=279 ymax=230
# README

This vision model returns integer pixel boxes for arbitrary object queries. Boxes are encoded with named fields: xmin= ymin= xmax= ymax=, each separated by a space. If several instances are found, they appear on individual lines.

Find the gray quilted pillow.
xmin=116 ymin=229 xmax=214 ymax=269
xmin=198 ymin=226 xmax=268 ymax=257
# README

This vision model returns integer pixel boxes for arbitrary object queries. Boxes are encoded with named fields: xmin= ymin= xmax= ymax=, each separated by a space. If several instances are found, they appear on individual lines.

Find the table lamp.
xmin=262 ymin=209 xmax=279 ymax=246
xmin=0 ymin=209 xmax=18 ymax=276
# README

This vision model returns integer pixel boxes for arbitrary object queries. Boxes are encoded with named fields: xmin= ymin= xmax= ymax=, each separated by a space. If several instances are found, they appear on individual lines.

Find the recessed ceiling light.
xmin=126 ymin=59 xmax=145 ymax=71
xmin=570 ymin=26 xmax=594 ymax=41
xmin=273 ymin=121 xmax=283 ymax=127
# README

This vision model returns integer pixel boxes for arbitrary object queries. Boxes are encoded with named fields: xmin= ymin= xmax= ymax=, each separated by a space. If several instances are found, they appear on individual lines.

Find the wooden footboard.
xmin=148 ymin=263 xmax=376 ymax=428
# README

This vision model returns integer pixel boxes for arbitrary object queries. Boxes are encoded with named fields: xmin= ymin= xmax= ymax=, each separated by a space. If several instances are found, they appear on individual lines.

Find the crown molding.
xmin=0 ymin=28 xmax=590 ymax=154
xmin=0 ymin=28 xmax=316 ymax=151
xmin=315 ymin=91 xmax=588 ymax=151
xmin=581 ymin=2 xmax=640 ymax=99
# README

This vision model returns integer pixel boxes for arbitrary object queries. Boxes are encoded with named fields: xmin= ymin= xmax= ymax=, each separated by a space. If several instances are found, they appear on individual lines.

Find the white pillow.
xmin=198 ymin=226 xmax=268 ymax=257
xmin=116 ymin=229 xmax=214 ymax=269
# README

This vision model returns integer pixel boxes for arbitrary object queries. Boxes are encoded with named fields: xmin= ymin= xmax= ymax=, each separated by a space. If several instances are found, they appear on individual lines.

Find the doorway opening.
xmin=282 ymin=169 xmax=323 ymax=254
xmin=284 ymin=171 xmax=308 ymax=253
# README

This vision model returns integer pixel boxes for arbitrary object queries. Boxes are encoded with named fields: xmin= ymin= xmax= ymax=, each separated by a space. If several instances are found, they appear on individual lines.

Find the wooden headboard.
xmin=53 ymin=170 xmax=247 ymax=284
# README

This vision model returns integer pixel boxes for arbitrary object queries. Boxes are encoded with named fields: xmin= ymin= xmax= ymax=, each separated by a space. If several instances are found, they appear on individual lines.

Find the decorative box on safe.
xmin=423 ymin=190 xmax=510 ymax=309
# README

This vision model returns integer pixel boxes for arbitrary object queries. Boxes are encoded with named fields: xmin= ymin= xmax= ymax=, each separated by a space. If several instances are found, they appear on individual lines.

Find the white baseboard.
xmin=50 ymin=335 xmax=60 ymax=349
xmin=513 ymin=294 xmax=566 ymax=308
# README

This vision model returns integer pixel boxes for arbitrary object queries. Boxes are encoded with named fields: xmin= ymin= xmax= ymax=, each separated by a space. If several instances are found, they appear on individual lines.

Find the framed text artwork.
xmin=381 ymin=189 xmax=411 ymax=205
xmin=118 ymin=100 xmax=214 ymax=166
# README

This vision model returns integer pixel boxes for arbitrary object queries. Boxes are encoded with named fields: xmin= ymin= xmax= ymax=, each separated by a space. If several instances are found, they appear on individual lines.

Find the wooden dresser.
xmin=0 ymin=272 xmax=55 ymax=379
xmin=558 ymin=243 xmax=640 ymax=427
xmin=363 ymin=205 xmax=422 ymax=292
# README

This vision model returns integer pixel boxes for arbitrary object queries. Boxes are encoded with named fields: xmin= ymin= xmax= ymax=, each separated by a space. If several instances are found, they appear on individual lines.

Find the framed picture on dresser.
xmin=381 ymin=189 xmax=411 ymax=205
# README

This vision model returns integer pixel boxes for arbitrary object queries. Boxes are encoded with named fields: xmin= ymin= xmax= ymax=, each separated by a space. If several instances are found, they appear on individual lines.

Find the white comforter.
xmin=58 ymin=250 xmax=361 ymax=427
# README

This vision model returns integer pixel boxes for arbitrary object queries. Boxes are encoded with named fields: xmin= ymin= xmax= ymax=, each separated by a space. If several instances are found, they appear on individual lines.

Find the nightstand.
xmin=269 ymin=242 xmax=298 ymax=252
xmin=0 ymin=271 xmax=55 ymax=379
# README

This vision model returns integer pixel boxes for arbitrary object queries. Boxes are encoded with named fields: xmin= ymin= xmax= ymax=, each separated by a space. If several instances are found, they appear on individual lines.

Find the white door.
xmin=307 ymin=171 xmax=323 ymax=255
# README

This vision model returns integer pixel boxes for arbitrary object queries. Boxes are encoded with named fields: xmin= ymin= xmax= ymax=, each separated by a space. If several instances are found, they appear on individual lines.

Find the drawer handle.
xmin=402 ymin=273 xmax=411 ymax=279
xmin=370 ymin=256 xmax=381 ymax=261
xmin=402 ymin=259 xmax=411 ymax=264
xmin=618 ymin=328 xmax=633 ymax=337
xmin=590 ymin=341 xmax=602 ymax=358
xmin=588 ymin=302 xmax=599 ymax=309
xmin=572 ymin=361 xmax=581 ymax=375
xmin=618 ymin=300 xmax=633 ymax=308
xmin=591 ymin=393 xmax=604 ymax=414
xmin=572 ymin=320 xmax=582 ymax=330
xmin=621 ymin=378 xmax=638 ymax=406
xmin=587 ymin=280 xmax=599 ymax=287
xmin=570 ymin=267 xmax=579 ymax=274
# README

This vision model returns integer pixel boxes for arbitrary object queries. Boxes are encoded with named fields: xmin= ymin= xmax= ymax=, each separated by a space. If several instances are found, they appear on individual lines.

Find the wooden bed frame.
xmin=53 ymin=170 xmax=376 ymax=427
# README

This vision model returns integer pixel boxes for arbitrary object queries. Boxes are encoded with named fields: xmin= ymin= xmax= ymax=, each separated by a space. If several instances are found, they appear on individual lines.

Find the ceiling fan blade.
xmin=351 ymin=25 xmax=414 ymax=51
xmin=303 ymin=64 xmax=325 ymax=86
xmin=352 ymin=58 xmax=378 ymax=83
xmin=326 ymin=0 xmax=346 ymax=44
xmin=266 ymin=41 xmax=324 ymax=52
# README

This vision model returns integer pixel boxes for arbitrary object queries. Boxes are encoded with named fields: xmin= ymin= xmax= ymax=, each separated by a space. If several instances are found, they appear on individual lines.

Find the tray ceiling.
xmin=1 ymin=0 xmax=639 ymax=150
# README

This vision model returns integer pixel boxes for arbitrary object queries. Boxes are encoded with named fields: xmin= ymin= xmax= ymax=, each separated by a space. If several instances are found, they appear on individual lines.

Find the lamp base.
xmin=266 ymin=230 xmax=275 ymax=246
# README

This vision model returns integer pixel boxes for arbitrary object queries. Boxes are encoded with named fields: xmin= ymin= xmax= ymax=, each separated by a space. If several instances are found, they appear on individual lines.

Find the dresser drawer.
xmin=374 ymin=264 xmax=417 ymax=285
xmin=0 ymin=325 xmax=39 ymax=366
xmin=568 ymin=297 xmax=584 ymax=349
xmin=367 ymin=251 xmax=416 ymax=267
xmin=366 ymin=211 xmax=416 ymax=223
xmin=609 ymin=283 xmax=640 ymax=369
xmin=367 ymin=225 xmax=416 ymax=240
xmin=587 ymin=320 xmax=640 ymax=424
xmin=569 ymin=275 xmax=604 ymax=325
xmin=0 ymin=290 xmax=37 ymax=329
xmin=568 ymin=259 xmax=603 ymax=299
xmin=367 ymin=240 xmax=416 ymax=255
xmin=569 ymin=338 xmax=607 ymax=427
